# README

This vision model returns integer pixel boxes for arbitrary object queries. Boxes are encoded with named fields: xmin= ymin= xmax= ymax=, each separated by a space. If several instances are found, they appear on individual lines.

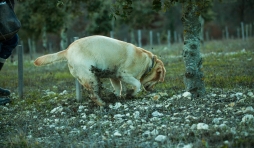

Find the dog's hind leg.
xmin=81 ymin=76 xmax=106 ymax=106
xmin=110 ymin=78 xmax=122 ymax=97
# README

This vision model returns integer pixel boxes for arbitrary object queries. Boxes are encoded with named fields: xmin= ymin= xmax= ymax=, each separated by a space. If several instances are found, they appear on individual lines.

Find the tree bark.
xmin=182 ymin=2 xmax=205 ymax=97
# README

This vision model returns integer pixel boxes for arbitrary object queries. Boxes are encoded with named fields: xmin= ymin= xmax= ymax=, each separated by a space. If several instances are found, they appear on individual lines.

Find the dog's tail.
xmin=34 ymin=50 xmax=67 ymax=66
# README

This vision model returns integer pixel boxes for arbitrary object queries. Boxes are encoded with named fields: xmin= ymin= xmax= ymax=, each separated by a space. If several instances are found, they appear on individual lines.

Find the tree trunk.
xmin=182 ymin=2 xmax=205 ymax=97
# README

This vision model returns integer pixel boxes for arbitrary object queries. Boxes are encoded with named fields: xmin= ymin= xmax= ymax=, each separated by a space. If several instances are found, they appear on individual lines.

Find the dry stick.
xmin=17 ymin=45 xmax=23 ymax=99
xmin=73 ymin=37 xmax=82 ymax=102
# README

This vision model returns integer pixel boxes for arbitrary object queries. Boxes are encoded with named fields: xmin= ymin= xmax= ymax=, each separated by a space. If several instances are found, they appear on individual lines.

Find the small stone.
xmin=151 ymin=129 xmax=159 ymax=136
xmin=241 ymin=114 xmax=254 ymax=123
xmin=114 ymin=114 xmax=125 ymax=119
xmin=133 ymin=111 xmax=140 ymax=118
xmin=197 ymin=123 xmax=209 ymax=130
xmin=216 ymin=109 xmax=222 ymax=114
xmin=182 ymin=92 xmax=191 ymax=98
xmin=244 ymin=106 xmax=254 ymax=113
xmin=247 ymin=92 xmax=253 ymax=97
xmin=142 ymin=131 xmax=151 ymax=137
xmin=113 ymin=131 xmax=122 ymax=137
xmin=212 ymin=118 xmax=223 ymax=124
xmin=155 ymin=135 xmax=167 ymax=143
xmin=152 ymin=111 xmax=163 ymax=117
xmin=183 ymin=143 xmax=193 ymax=148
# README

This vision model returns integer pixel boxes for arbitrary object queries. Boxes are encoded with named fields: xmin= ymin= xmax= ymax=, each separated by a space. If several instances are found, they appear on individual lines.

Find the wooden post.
xmin=205 ymin=31 xmax=209 ymax=41
xmin=110 ymin=31 xmax=114 ymax=38
xmin=157 ymin=32 xmax=161 ymax=45
xmin=241 ymin=22 xmax=245 ymax=40
xmin=237 ymin=28 xmax=240 ymax=39
xmin=149 ymin=30 xmax=153 ymax=48
xmin=245 ymin=24 xmax=248 ymax=39
xmin=174 ymin=31 xmax=177 ymax=43
xmin=225 ymin=26 xmax=229 ymax=40
xmin=138 ymin=30 xmax=142 ymax=47
xmin=167 ymin=30 xmax=171 ymax=47
xmin=250 ymin=24 xmax=252 ymax=37
xmin=73 ymin=37 xmax=82 ymax=102
xmin=178 ymin=34 xmax=182 ymax=43
xmin=17 ymin=45 xmax=23 ymax=99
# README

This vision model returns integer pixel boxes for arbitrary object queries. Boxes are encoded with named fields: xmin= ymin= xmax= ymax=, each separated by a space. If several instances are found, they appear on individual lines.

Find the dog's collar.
xmin=142 ymin=56 xmax=156 ymax=78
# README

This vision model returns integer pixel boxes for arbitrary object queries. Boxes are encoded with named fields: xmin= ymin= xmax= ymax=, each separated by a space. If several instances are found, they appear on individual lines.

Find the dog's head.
xmin=141 ymin=56 xmax=166 ymax=91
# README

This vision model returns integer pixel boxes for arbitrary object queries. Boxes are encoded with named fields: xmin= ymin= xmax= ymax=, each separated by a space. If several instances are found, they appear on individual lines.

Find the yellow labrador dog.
xmin=34 ymin=35 xmax=166 ymax=106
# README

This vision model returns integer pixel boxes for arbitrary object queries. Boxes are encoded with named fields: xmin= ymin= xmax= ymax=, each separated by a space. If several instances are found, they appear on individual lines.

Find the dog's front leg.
xmin=110 ymin=78 xmax=122 ymax=97
xmin=121 ymin=77 xmax=141 ymax=99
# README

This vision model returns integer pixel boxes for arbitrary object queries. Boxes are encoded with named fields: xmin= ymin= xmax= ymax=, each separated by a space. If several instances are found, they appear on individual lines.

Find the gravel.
xmin=1 ymin=88 xmax=254 ymax=147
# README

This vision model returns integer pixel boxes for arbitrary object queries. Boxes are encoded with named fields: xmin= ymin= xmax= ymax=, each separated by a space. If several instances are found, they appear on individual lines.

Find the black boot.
xmin=0 ymin=62 xmax=11 ymax=96
xmin=0 ymin=97 xmax=11 ymax=105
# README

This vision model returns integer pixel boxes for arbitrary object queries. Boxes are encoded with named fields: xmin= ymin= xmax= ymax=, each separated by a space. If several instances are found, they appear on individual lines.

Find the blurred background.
xmin=14 ymin=0 xmax=254 ymax=54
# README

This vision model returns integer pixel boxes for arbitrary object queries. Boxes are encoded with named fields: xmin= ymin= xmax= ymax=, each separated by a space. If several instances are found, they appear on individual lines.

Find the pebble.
xmin=243 ymin=106 xmax=254 ymax=113
xmin=182 ymin=92 xmax=191 ymax=98
xmin=241 ymin=114 xmax=254 ymax=123
xmin=113 ymin=131 xmax=122 ymax=137
xmin=197 ymin=123 xmax=209 ymax=130
xmin=154 ymin=135 xmax=167 ymax=143
xmin=152 ymin=111 xmax=163 ymax=117
xmin=133 ymin=111 xmax=140 ymax=118
xmin=50 ymin=106 xmax=63 ymax=114
xmin=247 ymin=92 xmax=253 ymax=97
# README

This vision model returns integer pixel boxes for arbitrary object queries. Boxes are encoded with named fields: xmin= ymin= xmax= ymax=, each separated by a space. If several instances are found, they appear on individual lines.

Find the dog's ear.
xmin=157 ymin=66 xmax=165 ymax=82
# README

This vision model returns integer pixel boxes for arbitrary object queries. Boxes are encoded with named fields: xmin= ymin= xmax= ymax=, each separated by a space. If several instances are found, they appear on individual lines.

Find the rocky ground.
xmin=1 ymin=87 xmax=254 ymax=147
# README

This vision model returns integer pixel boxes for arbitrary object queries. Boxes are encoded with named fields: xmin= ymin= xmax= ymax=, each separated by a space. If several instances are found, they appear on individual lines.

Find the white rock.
xmin=78 ymin=105 xmax=85 ymax=110
xmin=183 ymin=143 xmax=193 ymax=148
xmin=109 ymin=102 xmax=122 ymax=109
xmin=151 ymin=129 xmax=159 ymax=136
xmin=133 ymin=111 xmax=140 ymax=118
xmin=241 ymin=114 xmax=254 ymax=123
xmin=59 ymin=90 xmax=68 ymax=95
xmin=152 ymin=111 xmax=163 ymax=117
xmin=155 ymin=135 xmax=167 ymax=143
xmin=212 ymin=118 xmax=223 ymax=124
xmin=243 ymin=106 xmax=254 ymax=113
xmin=142 ymin=131 xmax=151 ymax=137
xmin=211 ymin=94 xmax=217 ymax=97
xmin=182 ymin=92 xmax=191 ymax=98
xmin=50 ymin=106 xmax=63 ymax=114
xmin=247 ymin=92 xmax=253 ymax=97
xmin=126 ymin=120 xmax=133 ymax=125
xmin=216 ymin=109 xmax=222 ymax=114
xmin=114 ymin=114 xmax=125 ymax=119
xmin=190 ymin=124 xmax=197 ymax=130
xmin=235 ymin=92 xmax=243 ymax=99
xmin=197 ymin=123 xmax=209 ymax=130
xmin=113 ymin=131 xmax=122 ymax=137
xmin=81 ymin=113 xmax=86 ymax=119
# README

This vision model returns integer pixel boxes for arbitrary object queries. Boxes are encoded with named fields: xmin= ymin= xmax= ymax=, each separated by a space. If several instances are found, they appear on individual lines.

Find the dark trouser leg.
xmin=0 ymin=34 xmax=18 ymax=105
